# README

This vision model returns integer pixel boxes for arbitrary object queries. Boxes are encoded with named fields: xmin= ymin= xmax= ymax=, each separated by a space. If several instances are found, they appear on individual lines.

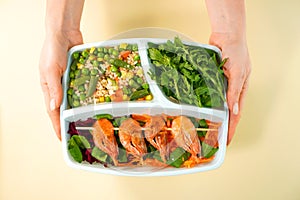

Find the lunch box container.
xmin=60 ymin=38 xmax=229 ymax=176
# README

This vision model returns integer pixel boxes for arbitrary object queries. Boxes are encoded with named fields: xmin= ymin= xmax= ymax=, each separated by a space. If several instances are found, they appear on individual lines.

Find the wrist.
xmin=45 ymin=29 xmax=83 ymax=49
xmin=209 ymin=32 xmax=247 ymax=49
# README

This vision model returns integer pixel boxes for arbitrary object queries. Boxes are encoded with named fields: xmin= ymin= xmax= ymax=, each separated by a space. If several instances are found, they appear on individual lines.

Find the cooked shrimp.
xmin=91 ymin=118 xmax=119 ymax=166
xmin=144 ymin=115 xmax=169 ymax=162
xmin=119 ymin=118 xmax=147 ymax=157
xmin=171 ymin=116 xmax=201 ymax=157
xmin=203 ymin=130 xmax=219 ymax=147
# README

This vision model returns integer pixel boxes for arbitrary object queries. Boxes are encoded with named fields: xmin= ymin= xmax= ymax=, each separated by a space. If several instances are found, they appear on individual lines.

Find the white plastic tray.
xmin=60 ymin=38 xmax=229 ymax=176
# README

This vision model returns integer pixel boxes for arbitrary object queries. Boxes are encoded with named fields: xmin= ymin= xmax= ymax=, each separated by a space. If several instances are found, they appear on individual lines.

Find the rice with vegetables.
xmin=67 ymin=43 xmax=152 ymax=108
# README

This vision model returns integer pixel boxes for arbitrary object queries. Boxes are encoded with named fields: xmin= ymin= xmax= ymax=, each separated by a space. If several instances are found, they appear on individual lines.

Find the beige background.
xmin=1 ymin=0 xmax=300 ymax=199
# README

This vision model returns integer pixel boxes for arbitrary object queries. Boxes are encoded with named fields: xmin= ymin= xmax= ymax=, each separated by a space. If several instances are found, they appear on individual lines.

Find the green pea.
xmin=108 ymin=48 xmax=114 ymax=55
xmin=79 ymin=57 xmax=85 ymax=64
xmin=67 ymin=88 xmax=74 ymax=95
xmin=126 ymin=44 xmax=132 ymax=50
xmin=97 ymin=47 xmax=104 ymax=52
xmin=82 ymin=50 xmax=89 ymax=58
xmin=80 ymin=94 xmax=86 ymax=101
xmin=136 ymin=77 xmax=143 ymax=84
xmin=110 ymin=65 xmax=118 ymax=72
xmin=78 ymin=85 xmax=85 ymax=92
xmin=93 ymin=60 xmax=99 ymax=67
xmin=91 ymin=69 xmax=98 ymax=76
xmin=103 ymin=48 xmax=108 ymax=53
xmin=97 ymin=52 xmax=104 ymax=58
xmin=69 ymin=71 xmax=75 ymax=79
xmin=142 ymin=83 xmax=149 ymax=89
xmin=112 ymin=49 xmax=119 ymax=57
xmin=73 ymin=100 xmax=80 ymax=107
xmin=109 ymin=59 xmax=115 ymax=64
xmin=105 ymin=96 xmax=111 ymax=102
xmin=104 ymin=54 xmax=109 ymax=61
xmin=74 ymin=70 xmax=81 ymax=78
xmin=133 ymin=55 xmax=140 ymax=61
xmin=81 ymin=68 xmax=89 ymax=76
xmin=73 ymin=52 xmax=79 ymax=60
xmin=132 ymin=44 xmax=138 ymax=51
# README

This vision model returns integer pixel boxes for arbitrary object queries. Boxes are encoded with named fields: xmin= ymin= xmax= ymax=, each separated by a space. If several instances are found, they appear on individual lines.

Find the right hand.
xmin=39 ymin=30 xmax=83 ymax=140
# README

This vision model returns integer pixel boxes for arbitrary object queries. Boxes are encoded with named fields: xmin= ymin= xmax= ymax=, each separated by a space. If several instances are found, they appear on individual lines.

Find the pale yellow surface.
xmin=0 ymin=0 xmax=300 ymax=200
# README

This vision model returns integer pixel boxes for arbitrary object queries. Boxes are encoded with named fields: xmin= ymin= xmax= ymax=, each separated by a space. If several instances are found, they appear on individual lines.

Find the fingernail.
xmin=233 ymin=103 xmax=239 ymax=115
xmin=50 ymin=99 xmax=56 ymax=111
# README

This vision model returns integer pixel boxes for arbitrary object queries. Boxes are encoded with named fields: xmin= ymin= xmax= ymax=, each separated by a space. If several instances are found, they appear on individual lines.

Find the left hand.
xmin=209 ymin=32 xmax=251 ymax=145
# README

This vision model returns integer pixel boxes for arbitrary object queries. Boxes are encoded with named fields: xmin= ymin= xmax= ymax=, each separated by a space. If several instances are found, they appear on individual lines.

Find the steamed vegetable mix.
xmin=68 ymin=43 xmax=152 ymax=108
xmin=148 ymin=37 xmax=227 ymax=108
xmin=67 ymin=114 xmax=221 ymax=168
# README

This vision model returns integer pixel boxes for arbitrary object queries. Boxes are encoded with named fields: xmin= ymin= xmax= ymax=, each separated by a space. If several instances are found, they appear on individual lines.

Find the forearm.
xmin=205 ymin=0 xmax=247 ymax=42
xmin=45 ymin=0 xmax=84 ymax=36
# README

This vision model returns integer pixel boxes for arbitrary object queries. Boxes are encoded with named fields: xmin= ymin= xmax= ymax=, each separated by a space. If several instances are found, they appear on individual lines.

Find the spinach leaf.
xmin=117 ymin=148 xmax=128 ymax=163
xmin=166 ymin=147 xmax=191 ymax=168
xmin=202 ymin=142 xmax=219 ymax=158
xmin=68 ymin=137 xmax=83 ymax=163
xmin=91 ymin=146 xmax=110 ymax=163
xmin=71 ymin=135 xmax=91 ymax=149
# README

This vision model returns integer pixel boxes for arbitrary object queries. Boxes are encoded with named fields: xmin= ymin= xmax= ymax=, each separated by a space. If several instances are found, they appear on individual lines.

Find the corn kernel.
xmin=77 ymin=63 xmax=83 ymax=69
xmin=99 ymin=96 xmax=105 ymax=102
xmin=120 ymin=43 xmax=128 ymax=49
xmin=136 ymin=68 xmax=143 ymax=76
xmin=126 ymin=72 xmax=134 ymax=79
xmin=97 ymin=57 xmax=103 ymax=62
xmin=90 ymin=47 xmax=96 ymax=54
xmin=122 ymin=94 xmax=128 ymax=101
xmin=145 ymin=94 xmax=153 ymax=101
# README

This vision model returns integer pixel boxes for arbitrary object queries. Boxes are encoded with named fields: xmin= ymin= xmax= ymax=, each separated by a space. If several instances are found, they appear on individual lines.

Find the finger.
xmin=40 ymin=80 xmax=62 ymax=140
xmin=224 ymin=64 xmax=245 ymax=145
xmin=227 ymin=109 xmax=241 ymax=145
xmin=227 ymin=77 xmax=250 ymax=145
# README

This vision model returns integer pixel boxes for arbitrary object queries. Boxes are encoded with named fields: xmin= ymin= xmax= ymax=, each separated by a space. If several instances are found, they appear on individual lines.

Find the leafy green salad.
xmin=148 ymin=37 xmax=227 ymax=108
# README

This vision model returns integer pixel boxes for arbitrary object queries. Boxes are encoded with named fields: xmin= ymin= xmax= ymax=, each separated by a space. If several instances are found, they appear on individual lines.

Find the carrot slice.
xmin=120 ymin=50 xmax=131 ymax=59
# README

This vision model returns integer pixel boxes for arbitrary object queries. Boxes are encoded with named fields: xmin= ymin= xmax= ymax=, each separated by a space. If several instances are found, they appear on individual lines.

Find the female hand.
xmin=209 ymin=33 xmax=251 ymax=145
xmin=39 ymin=31 xmax=83 ymax=140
